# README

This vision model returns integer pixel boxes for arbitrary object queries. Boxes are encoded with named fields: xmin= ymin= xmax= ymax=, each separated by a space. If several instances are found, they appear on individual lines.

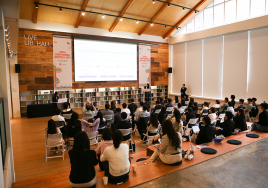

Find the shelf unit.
xmin=19 ymin=86 xmax=168 ymax=117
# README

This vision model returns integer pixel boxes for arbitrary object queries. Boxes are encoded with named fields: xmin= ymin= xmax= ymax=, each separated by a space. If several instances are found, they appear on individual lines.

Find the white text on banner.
xmin=139 ymin=45 xmax=151 ymax=87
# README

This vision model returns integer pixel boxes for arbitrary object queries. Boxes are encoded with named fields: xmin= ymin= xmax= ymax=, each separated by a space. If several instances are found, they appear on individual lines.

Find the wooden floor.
xmin=10 ymin=115 xmax=147 ymax=183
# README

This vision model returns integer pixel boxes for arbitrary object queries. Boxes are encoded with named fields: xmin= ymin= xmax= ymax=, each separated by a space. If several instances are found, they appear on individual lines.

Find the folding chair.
xmin=218 ymin=113 xmax=225 ymax=123
xmin=183 ymin=118 xmax=198 ymax=141
xmin=45 ymin=131 xmax=65 ymax=162
xmin=154 ymin=109 xmax=161 ymax=114
xmin=185 ymin=101 xmax=189 ymax=105
xmin=103 ymin=114 xmax=113 ymax=127
xmin=166 ymin=107 xmax=174 ymax=115
xmin=119 ymin=128 xmax=133 ymax=152
xmin=142 ymin=125 xmax=161 ymax=146
xmin=86 ymin=131 xmax=98 ymax=148
xmin=62 ymin=113 xmax=72 ymax=123
xmin=54 ymin=121 xmax=65 ymax=129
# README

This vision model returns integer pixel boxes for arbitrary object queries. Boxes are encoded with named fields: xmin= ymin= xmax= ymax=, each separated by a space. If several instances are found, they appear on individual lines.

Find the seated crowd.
xmin=45 ymin=95 xmax=268 ymax=187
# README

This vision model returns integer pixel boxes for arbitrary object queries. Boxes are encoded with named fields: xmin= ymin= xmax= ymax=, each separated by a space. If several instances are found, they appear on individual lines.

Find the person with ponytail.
xmin=251 ymin=102 xmax=268 ymax=132
xmin=146 ymin=120 xmax=182 ymax=165
xmin=69 ymin=131 xmax=98 ymax=188
xmin=101 ymin=130 xmax=130 ymax=184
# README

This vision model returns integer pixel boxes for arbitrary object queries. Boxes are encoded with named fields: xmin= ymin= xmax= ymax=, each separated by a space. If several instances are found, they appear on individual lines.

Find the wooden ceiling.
xmin=20 ymin=0 xmax=210 ymax=38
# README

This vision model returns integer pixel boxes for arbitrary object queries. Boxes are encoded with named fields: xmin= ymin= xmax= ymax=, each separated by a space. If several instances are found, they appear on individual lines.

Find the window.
xmin=214 ymin=0 xmax=224 ymax=5
xmin=225 ymin=0 xmax=236 ymax=24
xmin=204 ymin=7 xmax=214 ymax=29
xmin=187 ymin=19 xmax=195 ymax=33
xmin=214 ymin=3 xmax=224 ymax=27
xmin=267 ymin=0 xmax=268 ymax=14
xmin=195 ymin=11 xmax=204 ymax=31
xmin=250 ymin=0 xmax=265 ymax=18
xmin=179 ymin=26 xmax=186 ymax=36
xmin=237 ymin=0 xmax=250 ymax=21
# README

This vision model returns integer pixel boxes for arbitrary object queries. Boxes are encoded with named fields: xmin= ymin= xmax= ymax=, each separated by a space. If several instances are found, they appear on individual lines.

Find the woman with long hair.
xmin=46 ymin=119 xmax=64 ymax=153
xmin=67 ymin=112 xmax=81 ymax=138
xmin=158 ymin=106 xmax=167 ymax=124
xmin=168 ymin=109 xmax=183 ymax=135
xmin=69 ymin=131 xmax=98 ymax=187
xmin=146 ymin=120 xmax=182 ymax=165
xmin=251 ymin=102 xmax=268 ymax=132
xmin=141 ymin=113 xmax=160 ymax=140
xmin=110 ymin=101 xmax=116 ymax=113
xmin=233 ymin=108 xmax=247 ymax=131
xmin=101 ymin=130 xmax=130 ymax=184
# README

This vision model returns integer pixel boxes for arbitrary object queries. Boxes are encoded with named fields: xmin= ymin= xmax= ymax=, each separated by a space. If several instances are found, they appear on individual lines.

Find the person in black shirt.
xmin=52 ymin=92 xmax=59 ymax=109
xmin=158 ymin=106 xmax=167 ymax=124
xmin=128 ymin=99 xmax=137 ymax=129
xmin=112 ymin=108 xmax=122 ymax=131
xmin=159 ymin=97 xmax=165 ymax=106
xmin=69 ymin=131 xmax=98 ymax=187
xmin=67 ymin=112 xmax=81 ymax=138
xmin=196 ymin=116 xmax=215 ymax=145
xmin=230 ymin=95 xmax=236 ymax=107
xmin=234 ymin=99 xmax=244 ymax=112
xmin=144 ymin=98 xmax=151 ymax=110
xmin=251 ymin=102 xmax=268 ymax=132
xmin=233 ymin=108 xmax=247 ymax=131
xmin=216 ymin=111 xmax=235 ymax=136
xmin=153 ymin=101 xmax=162 ymax=113
xmin=115 ymin=112 xmax=131 ymax=141
xmin=180 ymin=84 xmax=187 ymax=100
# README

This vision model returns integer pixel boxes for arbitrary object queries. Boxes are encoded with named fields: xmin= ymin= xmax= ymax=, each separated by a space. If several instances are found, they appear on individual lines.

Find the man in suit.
xmin=219 ymin=97 xmax=229 ymax=114
xmin=111 ymin=108 xmax=122 ymax=131
xmin=216 ymin=111 xmax=235 ymax=137
xmin=234 ymin=99 xmax=244 ymax=112
xmin=180 ymin=84 xmax=187 ymax=100
xmin=115 ymin=112 xmax=131 ymax=141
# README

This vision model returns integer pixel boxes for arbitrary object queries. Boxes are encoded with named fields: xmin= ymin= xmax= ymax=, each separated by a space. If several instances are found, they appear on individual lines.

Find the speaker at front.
xmin=15 ymin=64 xmax=20 ymax=73
xmin=168 ymin=67 xmax=172 ymax=73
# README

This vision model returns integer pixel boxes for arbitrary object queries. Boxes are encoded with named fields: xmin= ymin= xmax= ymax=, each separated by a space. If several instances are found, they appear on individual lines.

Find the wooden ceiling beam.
xmin=74 ymin=0 xmax=90 ymax=28
xmin=138 ymin=0 xmax=172 ymax=36
xmin=33 ymin=0 xmax=39 ymax=23
xmin=162 ymin=0 xmax=206 ymax=39
xmin=109 ymin=0 xmax=133 ymax=32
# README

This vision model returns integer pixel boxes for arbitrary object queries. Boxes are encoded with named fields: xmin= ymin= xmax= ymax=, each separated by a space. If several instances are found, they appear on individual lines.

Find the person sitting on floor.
xmin=95 ymin=128 xmax=113 ymax=171
xmin=216 ymin=111 xmax=235 ymax=137
xmin=230 ymin=95 xmax=236 ymax=107
xmin=115 ymin=112 xmax=131 ymax=141
xmin=251 ymin=102 xmax=268 ymax=132
xmin=250 ymin=97 xmax=258 ymax=118
xmin=121 ymin=103 xmax=131 ymax=120
xmin=83 ymin=102 xmax=97 ymax=120
xmin=141 ymin=113 xmax=160 ymax=141
xmin=112 ymin=108 xmax=122 ymax=131
xmin=234 ymin=99 xmax=244 ymax=112
xmin=69 ymin=131 xmax=98 ymax=188
xmin=146 ymin=120 xmax=182 ymax=165
xmin=227 ymin=102 xmax=235 ymax=115
xmin=245 ymin=98 xmax=253 ymax=115
xmin=101 ymin=130 xmax=130 ymax=184
xmin=208 ymin=107 xmax=217 ymax=125
xmin=168 ymin=109 xmax=183 ymax=135
xmin=219 ymin=97 xmax=228 ymax=114
xmin=192 ymin=116 xmax=215 ymax=145
xmin=233 ymin=108 xmax=247 ymax=132
xmin=67 ymin=112 xmax=81 ymax=138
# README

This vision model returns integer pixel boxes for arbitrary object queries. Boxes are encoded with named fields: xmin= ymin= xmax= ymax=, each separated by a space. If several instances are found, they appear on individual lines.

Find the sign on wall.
xmin=139 ymin=45 xmax=151 ymax=87
xmin=53 ymin=37 xmax=72 ymax=90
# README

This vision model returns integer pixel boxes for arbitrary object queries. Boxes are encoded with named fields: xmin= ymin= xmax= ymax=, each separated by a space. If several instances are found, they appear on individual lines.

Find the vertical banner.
xmin=139 ymin=45 xmax=151 ymax=87
xmin=53 ymin=37 xmax=72 ymax=90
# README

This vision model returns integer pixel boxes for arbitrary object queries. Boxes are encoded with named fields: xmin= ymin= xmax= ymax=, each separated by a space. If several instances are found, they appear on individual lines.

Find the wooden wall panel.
xmin=18 ymin=28 xmax=169 ymax=91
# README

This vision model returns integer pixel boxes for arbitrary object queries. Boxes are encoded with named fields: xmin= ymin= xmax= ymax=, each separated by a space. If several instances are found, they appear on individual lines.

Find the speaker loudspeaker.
xmin=168 ymin=67 xmax=172 ymax=73
xmin=15 ymin=64 xmax=20 ymax=73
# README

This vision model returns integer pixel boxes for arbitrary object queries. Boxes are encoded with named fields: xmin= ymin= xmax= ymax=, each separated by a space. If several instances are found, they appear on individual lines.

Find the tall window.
xmin=173 ymin=0 xmax=268 ymax=37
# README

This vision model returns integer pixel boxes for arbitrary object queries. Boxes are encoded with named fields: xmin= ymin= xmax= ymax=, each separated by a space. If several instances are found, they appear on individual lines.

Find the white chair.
xmin=184 ymin=118 xmax=199 ymax=137
xmin=86 ymin=131 xmax=98 ymax=148
xmin=142 ymin=125 xmax=161 ymax=146
xmin=54 ymin=121 xmax=65 ymax=129
xmin=103 ymin=115 xmax=113 ymax=127
xmin=62 ymin=113 xmax=72 ymax=121
xmin=119 ymin=128 xmax=133 ymax=152
xmin=185 ymin=101 xmax=189 ymax=105
xmin=45 ymin=131 xmax=65 ymax=162
xmin=154 ymin=109 xmax=161 ymax=114
xmin=166 ymin=107 xmax=174 ymax=114
xmin=218 ymin=113 xmax=225 ymax=123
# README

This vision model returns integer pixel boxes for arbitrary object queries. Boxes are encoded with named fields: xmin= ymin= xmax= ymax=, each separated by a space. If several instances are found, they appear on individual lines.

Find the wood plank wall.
xmin=18 ymin=28 xmax=169 ymax=91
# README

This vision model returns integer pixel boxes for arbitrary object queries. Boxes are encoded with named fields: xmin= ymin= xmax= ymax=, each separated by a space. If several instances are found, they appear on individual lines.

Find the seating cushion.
xmin=201 ymin=148 xmax=217 ymax=154
xmin=164 ymin=160 xmax=182 ymax=166
xmin=246 ymin=134 xmax=260 ymax=138
xmin=136 ymin=158 xmax=148 ymax=162
xmin=227 ymin=140 xmax=242 ymax=145
xmin=108 ymin=176 xmax=129 ymax=185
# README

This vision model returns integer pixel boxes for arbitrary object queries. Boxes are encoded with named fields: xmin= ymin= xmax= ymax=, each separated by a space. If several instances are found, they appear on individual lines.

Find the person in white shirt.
xmin=83 ymin=102 xmax=97 ymax=120
xmin=208 ymin=107 xmax=217 ymax=124
xmin=226 ymin=102 xmax=235 ymax=115
xmin=135 ymin=102 xmax=144 ymax=116
xmin=213 ymin=100 xmax=220 ymax=109
xmin=135 ymin=105 xmax=150 ymax=121
xmin=101 ymin=130 xmax=130 ymax=184
xmin=121 ymin=103 xmax=130 ymax=120
xmin=52 ymin=108 xmax=65 ymax=122
xmin=200 ymin=102 xmax=210 ymax=116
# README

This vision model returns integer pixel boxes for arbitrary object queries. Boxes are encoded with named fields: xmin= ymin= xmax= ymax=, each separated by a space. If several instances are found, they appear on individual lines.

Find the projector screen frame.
xmin=73 ymin=36 xmax=139 ymax=83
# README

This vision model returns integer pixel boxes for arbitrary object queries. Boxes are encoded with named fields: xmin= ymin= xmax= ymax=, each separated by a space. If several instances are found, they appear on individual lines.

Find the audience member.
xmin=153 ymin=101 xmax=162 ymax=113
xmin=181 ymin=98 xmax=186 ymax=106
xmin=110 ymin=101 xmax=117 ymax=113
xmin=213 ymin=100 xmax=220 ymax=109
xmin=159 ymin=97 xmax=165 ymax=106
xmin=234 ymin=99 xmax=244 ymax=112
xmin=112 ymin=108 xmax=122 ymax=130
xmin=216 ymin=111 xmax=235 ymax=137
xmin=245 ymin=98 xmax=253 ymax=115
xmin=102 ymin=104 xmax=114 ymax=117
xmin=227 ymin=102 xmax=235 ymax=115
xmin=208 ymin=107 xmax=217 ymax=124
xmin=195 ymin=116 xmax=215 ymax=145
xmin=135 ymin=105 xmax=150 ymax=121
xmin=250 ymin=97 xmax=258 ymax=118
xmin=141 ymin=113 xmax=160 ymax=140
xmin=69 ymin=131 xmax=98 ymax=187
xmin=165 ymin=98 xmax=173 ymax=108
xmin=184 ymin=94 xmax=189 ymax=102
xmin=115 ymin=112 xmax=131 ymax=141
xmin=219 ymin=97 xmax=228 ymax=113
xmin=101 ymin=130 xmax=130 ymax=184
xmin=122 ymin=103 xmax=130 ymax=120
xmin=83 ymin=102 xmax=97 ymax=120
xmin=192 ymin=102 xmax=198 ymax=113
xmin=146 ymin=120 xmax=182 ymax=165
xmin=188 ymin=98 xmax=194 ymax=108
xmin=233 ymin=108 xmax=247 ymax=131
xmin=52 ymin=108 xmax=65 ymax=122
xmin=46 ymin=119 xmax=64 ymax=154
xmin=251 ymin=102 xmax=268 ymax=132
xmin=168 ymin=109 xmax=183 ymax=135
xmin=200 ymin=102 xmax=210 ymax=116
xmin=184 ymin=107 xmax=195 ymax=125
xmin=177 ymin=103 xmax=185 ymax=114
xmin=62 ymin=102 xmax=73 ymax=115
xmin=144 ymin=98 xmax=151 ymax=110
xmin=67 ymin=112 xmax=82 ymax=138
xmin=230 ymin=95 xmax=236 ymax=107
xmin=158 ymin=106 xmax=167 ymax=124
xmin=137 ymin=101 xmax=144 ymax=112
xmin=95 ymin=128 xmax=113 ymax=171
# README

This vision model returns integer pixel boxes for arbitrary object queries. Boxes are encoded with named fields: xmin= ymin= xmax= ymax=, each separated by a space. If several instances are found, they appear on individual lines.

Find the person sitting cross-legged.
xmin=251 ymin=102 xmax=268 ymax=132
xmin=216 ymin=111 xmax=235 ymax=137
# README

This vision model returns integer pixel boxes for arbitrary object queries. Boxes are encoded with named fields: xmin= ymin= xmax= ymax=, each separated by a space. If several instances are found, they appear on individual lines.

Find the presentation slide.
xmin=74 ymin=39 xmax=137 ymax=82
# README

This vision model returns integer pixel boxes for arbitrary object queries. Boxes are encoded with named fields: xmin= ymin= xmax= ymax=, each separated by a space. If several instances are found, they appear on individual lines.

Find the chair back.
xmin=99 ymin=109 xmax=105 ymax=112
xmin=155 ymin=109 xmax=161 ymax=114
xmin=119 ymin=128 xmax=132 ymax=136
xmin=103 ymin=114 xmax=113 ymax=120
xmin=46 ymin=133 xmax=63 ymax=146
xmin=86 ymin=131 xmax=98 ymax=145
xmin=166 ymin=107 xmax=174 ymax=114
xmin=62 ymin=113 xmax=72 ymax=120
xmin=139 ymin=117 xmax=150 ymax=131
xmin=54 ymin=121 xmax=65 ymax=128
xmin=188 ymin=118 xmax=199 ymax=125
xmin=185 ymin=101 xmax=189 ymax=105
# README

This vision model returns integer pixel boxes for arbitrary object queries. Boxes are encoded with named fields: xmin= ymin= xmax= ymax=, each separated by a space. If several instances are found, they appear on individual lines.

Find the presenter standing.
xmin=144 ymin=83 xmax=150 ymax=101
xmin=52 ymin=92 xmax=59 ymax=110
xmin=180 ymin=84 xmax=187 ymax=100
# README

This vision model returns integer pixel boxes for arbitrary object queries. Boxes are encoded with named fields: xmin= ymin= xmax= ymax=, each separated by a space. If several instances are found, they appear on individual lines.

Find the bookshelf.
xmin=19 ymin=85 xmax=168 ymax=117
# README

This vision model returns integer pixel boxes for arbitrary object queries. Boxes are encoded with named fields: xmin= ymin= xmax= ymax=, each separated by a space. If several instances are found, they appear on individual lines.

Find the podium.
xmin=54 ymin=98 xmax=68 ymax=110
